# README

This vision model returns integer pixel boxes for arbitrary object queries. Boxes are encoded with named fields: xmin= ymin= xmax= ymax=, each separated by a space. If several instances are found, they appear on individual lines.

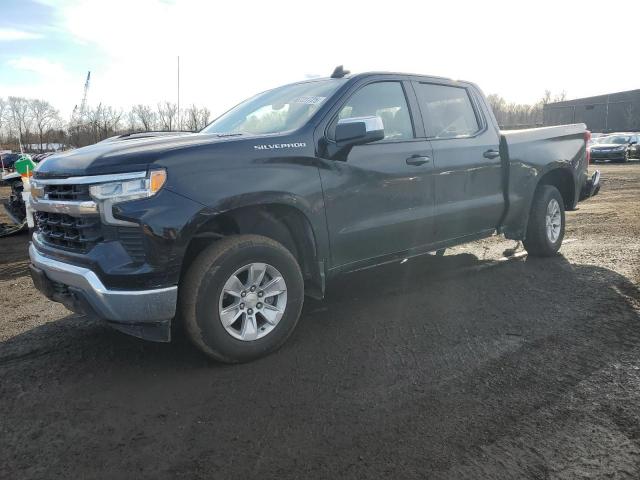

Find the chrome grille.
xmin=31 ymin=172 xmax=147 ymax=261
xmin=44 ymin=183 xmax=92 ymax=201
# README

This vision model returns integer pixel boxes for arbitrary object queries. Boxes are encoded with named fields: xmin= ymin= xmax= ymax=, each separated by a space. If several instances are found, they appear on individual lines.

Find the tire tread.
xmin=178 ymin=234 xmax=302 ymax=363
xmin=523 ymin=185 xmax=565 ymax=257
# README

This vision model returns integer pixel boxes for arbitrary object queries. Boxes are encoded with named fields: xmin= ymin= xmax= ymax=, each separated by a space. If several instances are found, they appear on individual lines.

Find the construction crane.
xmin=71 ymin=71 xmax=91 ymax=126
xmin=79 ymin=71 xmax=90 ymax=120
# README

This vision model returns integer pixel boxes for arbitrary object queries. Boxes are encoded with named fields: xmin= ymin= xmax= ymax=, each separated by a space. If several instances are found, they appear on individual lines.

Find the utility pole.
xmin=177 ymin=56 xmax=180 ymax=131
xmin=604 ymin=94 xmax=609 ymax=132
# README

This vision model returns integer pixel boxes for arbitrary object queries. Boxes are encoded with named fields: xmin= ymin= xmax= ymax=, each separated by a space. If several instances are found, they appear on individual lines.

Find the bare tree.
xmin=31 ymin=99 xmax=60 ymax=152
xmin=99 ymin=105 xmax=122 ymax=139
xmin=488 ymin=90 xmax=568 ymax=128
xmin=182 ymin=104 xmax=212 ymax=132
xmin=553 ymin=91 xmax=567 ymax=103
xmin=0 ymin=95 xmax=225 ymax=150
xmin=157 ymin=102 xmax=178 ymax=131
xmin=183 ymin=105 xmax=198 ymax=132
xmin=125 ymin=110 xmax=139 ymax=132
xmin=86 ymin=104 xmax=123 ymax=142
xmin=487 ymin=94 xmax=507 ymax=125
xmin=200 ymin=107 xmax=211 ymax=129
xmin=0 ymin=97 xmax=6 ymax=146
xmin=132 ymin=104 xmax=156 ymax=131
xmin=7 ymin=96 xmax=32 ymax=148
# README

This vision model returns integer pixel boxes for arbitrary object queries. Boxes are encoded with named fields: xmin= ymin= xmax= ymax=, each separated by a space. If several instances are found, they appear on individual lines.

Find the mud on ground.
xmin=1 ymin=163 xmax=640 ymax=479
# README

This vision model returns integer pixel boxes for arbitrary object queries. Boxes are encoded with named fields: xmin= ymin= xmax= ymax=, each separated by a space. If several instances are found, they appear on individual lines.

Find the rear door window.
xmin=415 ymin=83 xmax=481 ymax=139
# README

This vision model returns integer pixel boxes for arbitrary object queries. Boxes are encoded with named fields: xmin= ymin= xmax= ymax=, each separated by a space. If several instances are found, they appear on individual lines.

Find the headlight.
xmin=90 ymin=170 xmax=166 ymax=202
xmin=90 ymin=169 xmax=166 ymax=226
xmin=614 ymin=146 xmax=626 ymax=151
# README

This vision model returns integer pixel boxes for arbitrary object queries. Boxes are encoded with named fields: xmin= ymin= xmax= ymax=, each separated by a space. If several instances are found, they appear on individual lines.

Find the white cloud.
xmin=2 ymin=57 xmax=77 ymax=118
xmin=0 ymin=28 xmax=43 ymax=41
xmin=7 ymin=57 xmax=69 ymax=79
xmin=6 ymin=0 xmax=639 ymax=118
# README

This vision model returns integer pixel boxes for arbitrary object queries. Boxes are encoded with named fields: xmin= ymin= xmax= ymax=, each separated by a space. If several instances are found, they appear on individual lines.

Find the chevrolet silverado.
xmin=28 ymin=69 xmax=601 ymax=362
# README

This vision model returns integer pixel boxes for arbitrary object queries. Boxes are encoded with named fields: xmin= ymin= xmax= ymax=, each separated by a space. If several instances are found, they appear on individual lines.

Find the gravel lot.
xmin=1 ymin=163 xmax=639 ymax=479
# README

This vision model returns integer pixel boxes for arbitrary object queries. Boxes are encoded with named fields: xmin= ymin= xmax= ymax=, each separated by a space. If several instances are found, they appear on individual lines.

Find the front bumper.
xmin=29 ymin=243 xmax=176 ymax=341
xmin=591 ymin=151 xmax=626 ymax=161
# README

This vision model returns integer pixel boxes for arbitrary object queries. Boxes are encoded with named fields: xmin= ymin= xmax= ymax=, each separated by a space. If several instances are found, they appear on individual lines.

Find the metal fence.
xmin=543 ymin=89 xmax=640 ymax=133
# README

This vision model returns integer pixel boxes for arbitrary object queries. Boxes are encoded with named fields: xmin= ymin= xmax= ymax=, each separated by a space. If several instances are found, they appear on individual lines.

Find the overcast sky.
xmin=1 ymin=0 xmax=638 ymax=119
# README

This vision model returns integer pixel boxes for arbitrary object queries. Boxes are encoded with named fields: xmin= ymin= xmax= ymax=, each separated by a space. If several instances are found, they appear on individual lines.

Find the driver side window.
xmin=329 ymin=82 xmax=414 ymax=141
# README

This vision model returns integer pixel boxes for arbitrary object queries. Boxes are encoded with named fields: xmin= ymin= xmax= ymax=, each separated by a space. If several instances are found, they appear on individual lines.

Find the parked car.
xmin=1 ymin=153 xmax=23 ymax=170
xmin=1 ymin=171 xmax=26 ymax=225
xmin=28 ymin=69 xmax=600 ymax=362
xmin=590 ymin=133 xmax=640 ymax=162
xmin=31 ymin=152 xmax=55 ymax=163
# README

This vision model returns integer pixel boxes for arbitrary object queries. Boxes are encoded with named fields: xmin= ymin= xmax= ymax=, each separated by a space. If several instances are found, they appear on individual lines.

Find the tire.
xmin=179 ymin=234 xmax=304 ymax=363
xmin=523 ymin=185 xmax=565 ymax=257
xmin=622 ymin=150 xmax=630 ymax=163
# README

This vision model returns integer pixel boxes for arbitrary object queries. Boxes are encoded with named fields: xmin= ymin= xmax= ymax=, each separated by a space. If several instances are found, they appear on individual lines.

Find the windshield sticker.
xmin=254 ymin=142 xmax=307 ymax=150
xmin=292 ymin=96 xmax=326 ymax=105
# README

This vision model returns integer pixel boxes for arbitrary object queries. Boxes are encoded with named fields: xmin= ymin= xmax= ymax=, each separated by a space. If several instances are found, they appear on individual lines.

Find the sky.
xmin=1 ymin=0 xmax=638 ymax=120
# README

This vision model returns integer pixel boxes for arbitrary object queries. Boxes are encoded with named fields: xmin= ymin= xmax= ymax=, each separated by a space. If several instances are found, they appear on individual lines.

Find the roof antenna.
xmin=330 ymin=65 xmax=350 ymax=79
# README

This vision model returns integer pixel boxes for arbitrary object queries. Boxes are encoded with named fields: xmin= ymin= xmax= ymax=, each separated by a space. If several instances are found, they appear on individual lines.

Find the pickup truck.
xmin=28 ymin=69 xmax=601 ymax=362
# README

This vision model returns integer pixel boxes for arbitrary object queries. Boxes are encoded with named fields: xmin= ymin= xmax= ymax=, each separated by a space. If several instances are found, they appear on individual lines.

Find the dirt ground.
xmin=1 ymin=163 xmax=640 ymax=479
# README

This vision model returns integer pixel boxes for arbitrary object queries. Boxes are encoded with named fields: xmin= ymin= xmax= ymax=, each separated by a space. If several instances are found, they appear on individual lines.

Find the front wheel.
xmin=179 ymin=235 xmax=304 ymax=363
xmin=622 ymin=150 xmax=630 ymax=163
xmin=523 ymin=185 xmax=565 ymax=257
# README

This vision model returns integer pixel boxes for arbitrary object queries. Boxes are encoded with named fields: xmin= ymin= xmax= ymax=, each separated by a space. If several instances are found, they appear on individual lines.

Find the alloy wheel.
xmin=218 ymin=263 xmax=287 ymax=341
xmin=545 ymin=198 xmax=561 ymax=243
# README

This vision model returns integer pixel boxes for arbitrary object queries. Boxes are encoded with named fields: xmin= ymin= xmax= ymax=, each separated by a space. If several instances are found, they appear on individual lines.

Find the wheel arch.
xmin=503 ymin=165 xmax=576 ymax=241
xmin=180 ymin=202 xmax=326 ymax=299
xmin=536 ymin=166 xmax=576 ymax=210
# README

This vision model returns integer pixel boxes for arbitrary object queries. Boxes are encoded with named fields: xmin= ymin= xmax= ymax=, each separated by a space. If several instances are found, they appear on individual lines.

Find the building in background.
xmin=543 ymin=89 xmax=640 ymax=133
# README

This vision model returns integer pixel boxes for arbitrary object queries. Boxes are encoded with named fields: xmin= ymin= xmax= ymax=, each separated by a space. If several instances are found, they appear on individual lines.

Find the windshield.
xmin=201 ymin=79 xmax=347 ymax=136
xmin=600 ymin=135 xmax=631 ymax=145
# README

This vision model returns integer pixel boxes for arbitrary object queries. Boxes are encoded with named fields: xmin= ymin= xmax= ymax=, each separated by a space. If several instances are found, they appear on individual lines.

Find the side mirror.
xmin=630 ymin=141 xmax=637 ymax=145
xmin=335 ymin=116 xmax=385 ymax=147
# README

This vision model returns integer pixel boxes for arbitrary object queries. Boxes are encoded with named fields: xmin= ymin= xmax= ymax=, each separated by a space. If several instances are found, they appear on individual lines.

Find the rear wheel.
xmin=523 ymin=185 xmax=565 ymax=257
xmin=179 ymin=235 xmax=304 ymax=363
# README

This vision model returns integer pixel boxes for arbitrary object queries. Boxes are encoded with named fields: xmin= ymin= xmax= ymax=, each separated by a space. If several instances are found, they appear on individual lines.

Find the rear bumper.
xmin=29 ymin=243 xmax=176 ymax=341
xmin=580 ymin=170 xmax=601 ymax=200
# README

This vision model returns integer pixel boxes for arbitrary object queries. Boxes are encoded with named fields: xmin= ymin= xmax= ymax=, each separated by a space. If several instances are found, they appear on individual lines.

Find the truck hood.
xmin=34 ymin=132 xmax=251 ymax=177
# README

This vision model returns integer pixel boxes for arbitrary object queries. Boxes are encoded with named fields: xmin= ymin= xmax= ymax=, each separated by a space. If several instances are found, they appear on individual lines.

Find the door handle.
xmin=483 ymin=149 xmax=501 ymax=160
xmin=406 ymin=155 xmax=431 ymax=166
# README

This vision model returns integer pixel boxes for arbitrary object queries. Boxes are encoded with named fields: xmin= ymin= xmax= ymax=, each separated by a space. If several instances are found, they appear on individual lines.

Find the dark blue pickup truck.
xmin=28 ymin=69 xmax=600 ymax=362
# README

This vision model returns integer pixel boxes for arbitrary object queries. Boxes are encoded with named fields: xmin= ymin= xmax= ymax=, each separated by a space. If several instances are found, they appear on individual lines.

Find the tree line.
xmin=0 ymin=96 xmax=211 ymax=152
xmin=0 ymin=89 xmax=568 ymax=152
xmin=487 ymin=90 xmax=567 ymax=129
